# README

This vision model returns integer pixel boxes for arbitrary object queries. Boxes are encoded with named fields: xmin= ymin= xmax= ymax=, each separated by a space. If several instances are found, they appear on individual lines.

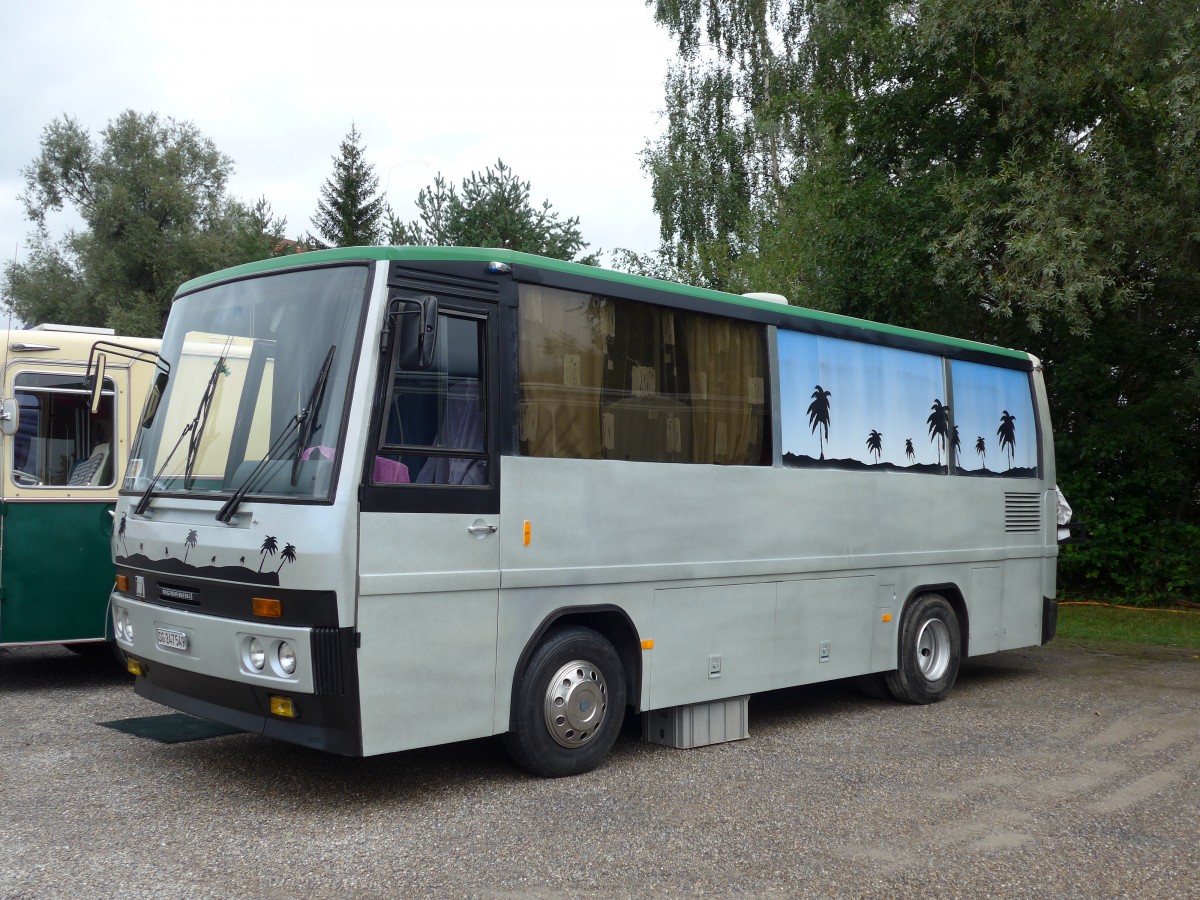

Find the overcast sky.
xmin=0 ymin=1 xmax=678 ymax=278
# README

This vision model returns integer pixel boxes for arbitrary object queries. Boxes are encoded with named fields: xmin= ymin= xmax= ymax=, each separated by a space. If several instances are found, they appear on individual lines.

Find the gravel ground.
xmin=1 ymin=639 xmax=1197 ymax=899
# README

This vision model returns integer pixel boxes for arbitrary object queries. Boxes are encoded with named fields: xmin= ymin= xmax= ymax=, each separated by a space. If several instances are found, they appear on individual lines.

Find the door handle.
xmin=467 ymin=522 xmax=497 ymax=536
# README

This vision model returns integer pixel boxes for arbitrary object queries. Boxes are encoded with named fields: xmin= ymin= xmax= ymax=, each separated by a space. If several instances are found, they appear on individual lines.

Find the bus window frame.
xmin=8 ymin=369 xmax=119 ymax=492
xmin=360 ymin=295 xmax=501 ymax=515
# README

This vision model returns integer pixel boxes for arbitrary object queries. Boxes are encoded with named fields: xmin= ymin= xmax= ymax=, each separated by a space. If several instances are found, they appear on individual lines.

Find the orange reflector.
xmin=115 ymin=574 xmax=129 ymax=593
xmin=270 ymin=696 xmax=296 ymax=718
xmin=882 ymin=613 xmax=893 ymax=623
xmin=641 ymin=639 xmax=655 ymax=650
xmin=523 ymin=520 xmax=531 ymax=546
xmin=253 ymin=597 xmax=282 ymax=618
xmin=126 ymin=657 xmax=143 ymax=676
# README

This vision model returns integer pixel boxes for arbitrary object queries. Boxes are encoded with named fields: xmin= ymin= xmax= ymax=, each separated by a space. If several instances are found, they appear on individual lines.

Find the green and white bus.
xmin=107 ymin=247 xmax=1063 ymax=776
xmin=0 ymin=324 xmax=159 ymax=653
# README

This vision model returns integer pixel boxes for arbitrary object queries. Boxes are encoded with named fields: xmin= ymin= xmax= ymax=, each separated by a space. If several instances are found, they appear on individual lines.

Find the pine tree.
xmin=309 ymin=125 xmax=387 ymax=248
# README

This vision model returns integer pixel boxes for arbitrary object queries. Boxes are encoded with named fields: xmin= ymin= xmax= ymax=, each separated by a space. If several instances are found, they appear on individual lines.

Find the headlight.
xmin=278 ymin=641 xmax=296 ymax=675
xmin=118 ymin=608 xmax=132 ymax=642
xmin=248 ymin=638 xmax=266 ymax=670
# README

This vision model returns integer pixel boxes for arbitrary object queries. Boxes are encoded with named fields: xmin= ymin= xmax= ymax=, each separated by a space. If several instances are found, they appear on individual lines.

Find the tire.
xmin=503 ymin=626 xmax=626 ymax=778
xmin=885 ymin=593 xmax=961 ymax=704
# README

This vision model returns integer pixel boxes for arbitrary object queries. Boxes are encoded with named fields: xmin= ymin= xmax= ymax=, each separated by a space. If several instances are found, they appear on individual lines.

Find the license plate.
xmin=155 ymin=627 xmax=188 ymax=650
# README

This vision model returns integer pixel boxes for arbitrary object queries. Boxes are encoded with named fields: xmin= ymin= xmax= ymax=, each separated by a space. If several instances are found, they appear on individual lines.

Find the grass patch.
xmin=1057 ymin=602 xmax=1200 ymax=649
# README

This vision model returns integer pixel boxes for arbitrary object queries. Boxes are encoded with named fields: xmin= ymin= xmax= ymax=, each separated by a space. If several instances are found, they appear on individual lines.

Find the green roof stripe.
xmin=176 ymin=246 xmax=1029 ymax=362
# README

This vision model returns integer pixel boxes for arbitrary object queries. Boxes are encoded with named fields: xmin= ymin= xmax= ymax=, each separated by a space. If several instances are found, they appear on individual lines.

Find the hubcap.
xmin=543 ymin=659 xmax=608 ymax=749
xmin=915 ymin=618 xmax=951 ymax=682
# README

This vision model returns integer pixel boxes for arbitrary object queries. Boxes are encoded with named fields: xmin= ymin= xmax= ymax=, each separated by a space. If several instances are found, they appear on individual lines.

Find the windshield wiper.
xmin=216 ymin=344 xmax=336 ymax=523
xmin=291 ymin=344 xmax=336 ymax=486
xmin=133 ymin=350 xmax=229 ymax=516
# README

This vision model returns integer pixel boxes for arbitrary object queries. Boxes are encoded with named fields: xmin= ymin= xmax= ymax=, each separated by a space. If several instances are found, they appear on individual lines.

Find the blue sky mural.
xmin=950 ymin=360 xmax=1037 ymax=474
xmin=779 ymin=331 xmax=1037 ymax=477
xmin=780 ymin=331 xmax=946 ymax=469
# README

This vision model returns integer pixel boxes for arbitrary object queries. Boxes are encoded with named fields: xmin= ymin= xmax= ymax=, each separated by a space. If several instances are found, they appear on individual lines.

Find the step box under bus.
xmin=641 ymin=696 xmax=750 ymax=749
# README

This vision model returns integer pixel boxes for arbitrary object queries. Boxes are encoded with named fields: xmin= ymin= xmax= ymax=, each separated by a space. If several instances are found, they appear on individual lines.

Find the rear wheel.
xmin=885 ymin=594 xmax=960 ymax=704
xmin=503 ymin=626 xmax=626 ymax=778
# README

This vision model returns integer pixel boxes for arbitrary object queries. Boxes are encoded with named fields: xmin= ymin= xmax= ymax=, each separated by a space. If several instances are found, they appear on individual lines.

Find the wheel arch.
xmin=903 ymin=583 xmax=969 ymax=657
xmin=507 ymin=605 xmax=642 ymax=732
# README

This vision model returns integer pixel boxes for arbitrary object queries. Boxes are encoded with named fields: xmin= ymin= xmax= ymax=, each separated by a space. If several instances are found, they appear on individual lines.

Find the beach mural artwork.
xmin=779 ymin=331 xmax=1037 ymax=477
xmin=115 ymin=514 xmax=298 ymax=586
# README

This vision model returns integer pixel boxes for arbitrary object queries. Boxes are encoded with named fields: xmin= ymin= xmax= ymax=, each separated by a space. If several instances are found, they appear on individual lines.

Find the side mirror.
xmin=141 ymin=371 xmax=169 ymax=428
xmin=396 ymin=295 xmax=439 ymax=370
xmin=88 ymin=353 xmax=108 ymax=414
xmin=0 ymin=397 xmax=18 ymax=436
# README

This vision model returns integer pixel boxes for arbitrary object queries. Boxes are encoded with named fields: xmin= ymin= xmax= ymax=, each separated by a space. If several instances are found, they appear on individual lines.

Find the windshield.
xmin=124 ymin=264 xmax=369 ymax=503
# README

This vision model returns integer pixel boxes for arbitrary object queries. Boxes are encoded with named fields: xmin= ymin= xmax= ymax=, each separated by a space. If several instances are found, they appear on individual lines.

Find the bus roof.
xmin=176 ymin=246 xmax=1030 ymax=363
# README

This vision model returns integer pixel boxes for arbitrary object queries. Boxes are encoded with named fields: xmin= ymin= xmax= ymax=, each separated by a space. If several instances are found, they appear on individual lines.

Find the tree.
xmin=391 ymin=159 xmax=596 ymax=263
xmin=927 ymin=401 xmax=950 ymax=467
xmin=276 ymin=543 xmax=297 ymax=573
xmin=997 ymin=412 xmax=1017 ymax=471
xmin=309 ymin=125 xmax=388 ymax=248
xmin=646 ymin=1 xmax=1200 ymax=602
xmin=3 ymin=110 xmax=289 ymax=335
xmin=258 ymin=535 xmax=278 ymax=573
xmin=806 ymin=385 xmax=831 ymax=460
xmin=866 ymin=430 xmax=883 ymax=464
xmin=184 ymin=529 xmax=198 ymax=564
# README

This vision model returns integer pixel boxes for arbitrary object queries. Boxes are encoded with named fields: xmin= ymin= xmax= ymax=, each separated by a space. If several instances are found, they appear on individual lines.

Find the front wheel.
xmin=503 ymin=626 xmax=626 ymax=778
xmin=885 ymin=594 xmax=961 ymax=704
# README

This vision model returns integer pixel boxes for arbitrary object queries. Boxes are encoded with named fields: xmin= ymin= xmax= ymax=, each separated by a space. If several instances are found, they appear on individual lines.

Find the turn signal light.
xmin=115 ymin=574 xmax=129 ymax=593
xmin=126 ymin=657 xmax=143 ymax=676
xmin=253 ymin=597 xmax=282 ymax=618
xmin=270 ymin=696 xmax=297 ymax=718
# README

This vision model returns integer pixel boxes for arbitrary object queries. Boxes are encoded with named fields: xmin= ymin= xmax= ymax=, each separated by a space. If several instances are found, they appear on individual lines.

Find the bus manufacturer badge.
xmin=160 ymin=587 xmax=194 ymax=603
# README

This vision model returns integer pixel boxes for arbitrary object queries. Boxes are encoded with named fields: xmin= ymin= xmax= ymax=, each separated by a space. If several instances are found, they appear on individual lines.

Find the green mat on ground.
xmin=99 ymin=713 xmax=243 ymax=743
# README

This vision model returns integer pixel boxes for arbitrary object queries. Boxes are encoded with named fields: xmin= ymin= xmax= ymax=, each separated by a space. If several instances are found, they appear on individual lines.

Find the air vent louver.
xmin=1005 ymin=492 xmax=1042 ymax=532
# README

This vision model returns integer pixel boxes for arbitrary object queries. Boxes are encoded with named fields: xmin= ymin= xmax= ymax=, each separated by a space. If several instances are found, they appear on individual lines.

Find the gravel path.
xmin=2 ymin=639 xmax=1197 ymax=898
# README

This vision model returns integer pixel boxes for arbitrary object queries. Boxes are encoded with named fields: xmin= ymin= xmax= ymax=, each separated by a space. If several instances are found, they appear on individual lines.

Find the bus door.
xmin=356 ymin=295 xmax=502 ymax=752
xmin=0 ymin=361 xmax=124 ymax=644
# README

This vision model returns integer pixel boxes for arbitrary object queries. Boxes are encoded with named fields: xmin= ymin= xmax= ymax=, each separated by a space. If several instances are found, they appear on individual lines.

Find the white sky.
xmin=0 ymin=0 xmax=678 ymax=277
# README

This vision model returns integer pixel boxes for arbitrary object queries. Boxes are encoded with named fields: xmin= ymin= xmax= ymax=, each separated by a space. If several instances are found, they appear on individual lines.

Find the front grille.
xmin=1005 ymin=492 xmax=1043 ymax=532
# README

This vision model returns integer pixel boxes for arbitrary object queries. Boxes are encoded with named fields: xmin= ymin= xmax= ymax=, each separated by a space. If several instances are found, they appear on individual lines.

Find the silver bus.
xmin=107 ymin=247 xmax=1062 ymax=776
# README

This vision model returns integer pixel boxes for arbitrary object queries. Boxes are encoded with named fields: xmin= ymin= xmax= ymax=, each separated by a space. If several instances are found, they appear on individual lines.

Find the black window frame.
xmin=360 ymin=294 xmax=501 ymax=515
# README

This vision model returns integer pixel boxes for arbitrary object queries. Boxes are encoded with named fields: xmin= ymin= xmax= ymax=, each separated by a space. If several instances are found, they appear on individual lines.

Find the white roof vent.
xmin=30 ymin=323 xmax=116 ymax=335
xmin=742 ymin=292 xmax=790 ymax=306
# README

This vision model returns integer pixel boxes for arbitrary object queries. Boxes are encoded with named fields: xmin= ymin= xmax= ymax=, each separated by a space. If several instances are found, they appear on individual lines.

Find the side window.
xmin=950 ymin=360 xmax=1038 ymax=477
xmin=11 ymin=372 xmax=117 ymax=488
xmin=518 ymin=286 xmax=768 ymax=465
xmin=374 ymin=311 xmax=489 ymax=487
xmin=779 ymin=331 xmax=948 ymax=473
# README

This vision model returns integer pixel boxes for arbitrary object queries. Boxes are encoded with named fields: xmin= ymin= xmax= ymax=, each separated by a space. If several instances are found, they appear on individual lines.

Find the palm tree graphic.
xmin=806 ymin=385 xmax=832 ymax=460
xmin=905 ymin=438 xmax=916 ymax=464
xmin=951 ymin=426 xmax=961 ymax=467
xmin=866 ymin=430 xmax=883 ymax=464
xmin=117 ymin=512 xmax=128 ymax=555
xmin=997 ymin=411 xmax=1017 ymax=470
xmin=926 ymin=400 xmax=950 ymax=466
xmin=183 ymin=529 xmax=198 ymax=563
xmin=258 ymin=535 xmax=278 ymax=572
xmin=275 ymin=543 xmax=298 ymax=573
xmin=975 ymin=436 xmax=987 ymax=470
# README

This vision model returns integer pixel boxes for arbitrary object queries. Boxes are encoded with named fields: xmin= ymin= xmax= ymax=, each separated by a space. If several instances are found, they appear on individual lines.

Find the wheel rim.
xmin=543 ymin=659 xmax=608 ymax=749
xmin=915 ymin=617 xmax=951 ymax=682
